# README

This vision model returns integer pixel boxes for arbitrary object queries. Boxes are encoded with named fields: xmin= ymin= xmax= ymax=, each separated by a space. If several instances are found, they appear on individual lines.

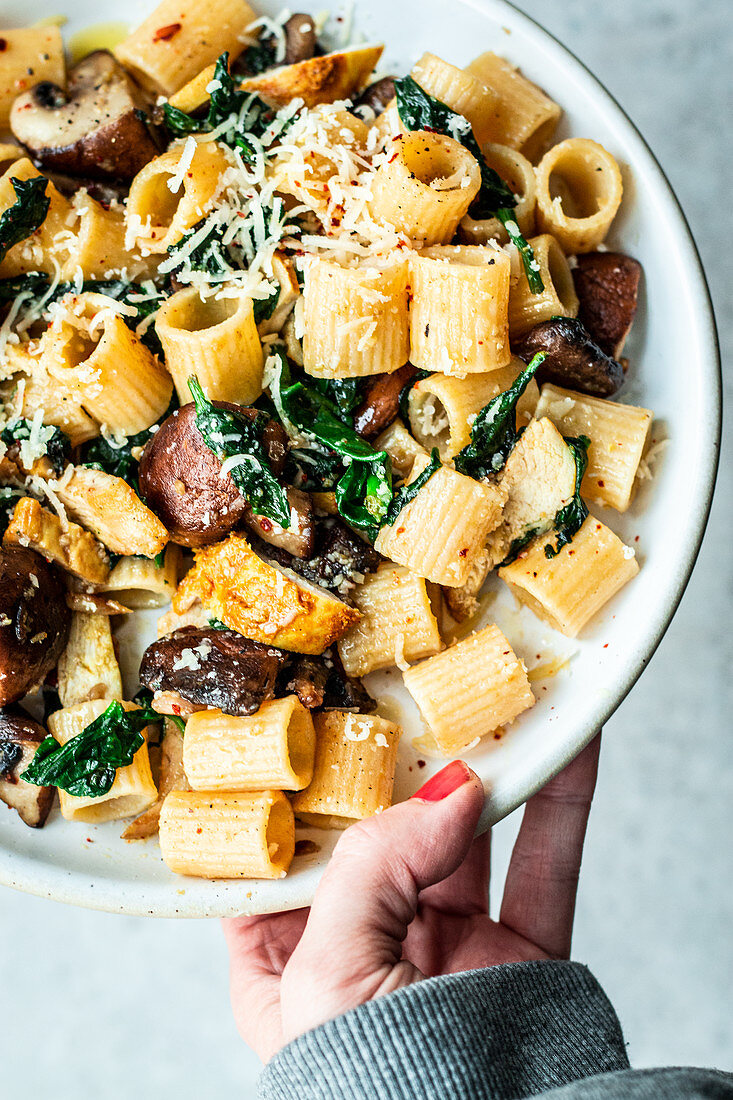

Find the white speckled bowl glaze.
xmin=0 ymin=0 xmax=720 ymax=916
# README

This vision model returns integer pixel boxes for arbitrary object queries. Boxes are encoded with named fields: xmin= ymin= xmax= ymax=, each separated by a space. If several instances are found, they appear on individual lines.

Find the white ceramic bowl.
xmin=0 ymin=0 xmax=720 ymax=916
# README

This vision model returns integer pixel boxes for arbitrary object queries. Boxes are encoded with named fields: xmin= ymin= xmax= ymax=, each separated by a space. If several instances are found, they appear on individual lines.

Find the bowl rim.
xmin=0 ymin=0 xmax=721 ymax=916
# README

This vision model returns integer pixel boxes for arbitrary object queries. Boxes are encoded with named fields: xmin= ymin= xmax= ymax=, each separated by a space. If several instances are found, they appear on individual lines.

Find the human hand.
xmin=223 ymin=734 xmax=601 ymax=1061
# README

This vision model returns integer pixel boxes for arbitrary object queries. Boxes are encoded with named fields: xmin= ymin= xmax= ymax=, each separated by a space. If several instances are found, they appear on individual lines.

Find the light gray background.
xmin=2 ymin=0 xmax=731 ymax=1095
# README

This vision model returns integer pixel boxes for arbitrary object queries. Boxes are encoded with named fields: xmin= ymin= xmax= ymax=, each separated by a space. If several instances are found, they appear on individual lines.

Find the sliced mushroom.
xmin=275 ymin=648 xmax=375 ymax=711
xmin=354 ymin=77 xmax=397 ymax=117
xmin=139 ymin=626 xmax=284 ymax=716
xmin=0 ymin=545 xmax=70 ymax=707
xmin=10 ymin=51 xmax=158 ymax=182
xmin=252 ymin=518 xmax=381 ymax=601
xmin=138 ymin=402 xmax=288 ymax=548
xmin=354 ymin=363 xmax=417 ymax=439
xmin=573 ymin=251 xmax=642 ymax=359
xmin=514 ymin=317 xmax=625 ymax=398
xmin=245 ymin=487 xmax=315 ymax=559
xmin=322 ymin=649 xmax=376 ymax=712
xmin=283 ymin=14 xmax=317 ymax=65
xmin=0 ymin=706 xmax=55 ymax=827
xmin=276 ymin=653 xmax=329 ymax=708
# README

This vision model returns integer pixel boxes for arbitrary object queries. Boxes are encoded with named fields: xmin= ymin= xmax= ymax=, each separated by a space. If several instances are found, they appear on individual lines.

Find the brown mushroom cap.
xmin=514 ymin=317 xmax=625 ymax=398
xmin=354 ymin=363 xmax=416 ymax=439
xmin=140 ymin=626 xmax=284 ymax=716
xmin=138 ymin=402 xmax=288 ymax=548
xmin=0 ymin=705 xmax=55 ymax=827
xmin=10 ymin=51 xmax=158 ymax=182
xmin=0 ymin=545 xmax=70 ymax=707
xmin=573 ymin=251 xmax=642 ymax=359
xmin=354 ymin=77 xmax=397 ymax=117
xmin=283 ymin=13 xmax=317 ymax=65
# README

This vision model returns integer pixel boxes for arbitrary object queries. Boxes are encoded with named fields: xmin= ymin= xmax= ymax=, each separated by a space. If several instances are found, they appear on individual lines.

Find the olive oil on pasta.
xmin=68 ymin=23 xmax=129 ymax=65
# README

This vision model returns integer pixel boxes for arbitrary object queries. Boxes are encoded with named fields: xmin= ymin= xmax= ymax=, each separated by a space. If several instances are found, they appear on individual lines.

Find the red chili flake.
xmin=172 ymin=703 xmax=181 ymax=715
xmin=458 ymin=548 xmax=468 ymax=557
xmin=196 ymin=827 xmax=203 ymax=834
xmin=417 ymin=759 xmax=426 ymax=768
xmin=387 ymin=152 xmax=399 ymax=163
xmin=635 ymin=535 xmax=640 ymax=542
xmin=0 ymin=38 xmax=7 ymax=52
xmin=153 ymin=22 xmax=182 ymax=41
xmin=598 ymin=479 xmax=605 ymax=487
xmin=86 ymin=837 xmax=94 ymax=843
xmin=259 ymin=517 xmax=273 ymax=532
xmin=603 ymin=643 xmax=609 ymax=649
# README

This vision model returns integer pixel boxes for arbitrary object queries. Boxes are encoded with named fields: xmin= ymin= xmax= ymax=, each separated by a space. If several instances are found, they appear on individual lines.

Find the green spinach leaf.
xmin=0 ymin=419 xmax=70 ymax=475
xmin=544 ymin=435 xmax=590 ymax=558
xmin=394 ymin=77 xmax=543 ymax=293
xmin=269 ymin=352 xmax=393 ymax=533
xmin=0 ymin=177 xmax=50 ymax=265
xmin=162 ymin=53 xmax=290 ymax=163
xmin=21 ymin=700 xmax=159 ymax=798
xmin=381 ymin=447 xmax=441 ymax=528
xmin=189 ymin=376 xmax=291 ymax=527
xmin=455 ymin=352 xmax=547 ymax=478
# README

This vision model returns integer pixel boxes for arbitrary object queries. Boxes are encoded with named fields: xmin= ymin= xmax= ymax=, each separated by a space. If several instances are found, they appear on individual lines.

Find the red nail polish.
xmin=411 ymin=760 xmax=472 ymax=802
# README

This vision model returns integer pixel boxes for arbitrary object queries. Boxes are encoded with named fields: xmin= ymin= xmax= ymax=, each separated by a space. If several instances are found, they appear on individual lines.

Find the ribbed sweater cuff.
xmin=258 ymin=961 xmax=629 ymax=1100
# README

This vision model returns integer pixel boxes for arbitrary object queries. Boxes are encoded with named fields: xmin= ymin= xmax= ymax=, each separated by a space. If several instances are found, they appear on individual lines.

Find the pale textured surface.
xmin=1 ymin=1 xmax=732 ymax=1095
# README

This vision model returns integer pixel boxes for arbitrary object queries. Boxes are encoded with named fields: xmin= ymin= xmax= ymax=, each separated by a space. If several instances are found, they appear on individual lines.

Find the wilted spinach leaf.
xmin=0 ymin=177 xmax=50 ymax=265
xmin=189 ymin=376 xmax=291 ymax=527
xmin=455 ymin=352 xmax=547 ymax=479
xmin=269 ymin=352 xmax=392 ymax=533
xmin=21 ymin=700 xmax=159 ymax=797
xmin=1 ymin=419 xmax=70 ymax=475
xmin=544 ymin=435 xmax=591 ymax=558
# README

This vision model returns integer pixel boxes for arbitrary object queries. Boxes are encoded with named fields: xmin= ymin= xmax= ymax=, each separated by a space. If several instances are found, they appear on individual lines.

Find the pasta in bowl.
xmin=0 ymin=0 xmax=718 ymax=914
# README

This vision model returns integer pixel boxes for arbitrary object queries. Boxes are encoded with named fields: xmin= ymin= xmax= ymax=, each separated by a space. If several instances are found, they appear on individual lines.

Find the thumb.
xmin=280 ymin=760 xmax=484 ymax=1041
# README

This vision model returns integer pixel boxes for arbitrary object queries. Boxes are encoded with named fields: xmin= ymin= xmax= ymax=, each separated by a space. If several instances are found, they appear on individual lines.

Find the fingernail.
xmin=411 ymin=760 xmax=472 ymax=802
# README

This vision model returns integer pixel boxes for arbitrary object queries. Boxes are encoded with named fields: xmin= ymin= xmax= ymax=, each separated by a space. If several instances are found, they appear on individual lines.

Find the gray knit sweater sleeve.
xmin=258 ymin=962 xmax=733 ymax=1100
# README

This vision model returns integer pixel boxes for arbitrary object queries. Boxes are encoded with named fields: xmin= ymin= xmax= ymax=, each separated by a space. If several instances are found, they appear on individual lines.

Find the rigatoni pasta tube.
xmin=535 ymin=139 xmax=624 ymax=253
xmin=411 ymin=52 xmax=499 ymax=147
xmin=0 ymin=159 xmax=74 ymax=277
xmin=63 ymin=193 xmax=154 ymax=281
xmin=403 ymin=624 xmax=535 ymax=754
xmin=465 ymin=52 xmax=561 ymax=162
xmin=159 ymin=790 xmax=294 ymax=879
xmin=338 ymin=564 xmax=443 ymax=677
xmin=0 ymin=27 xmax=65 ymax=127
xmin=460 ymin=143 xmax=537 ymax=244
xmin=408 ymin=246 xmax=511 ymax=376
xmin=40 ymin=292 xmax=173 ymax=435
xmin=99 ymin=548 xmax=181 ymax=609
xmin=156 ymin=287 xmax=264 ymax=404
xmin=291 ymin=711 xmax=401 ymax=829
xmin=302 ymin=258 xmax=409 ymax=378
xmin=534 ymin=383 xmax=653 ymax=512
xmin=498 ymin=515 xmax=639 ymax=637
xmin=183 ymin=697 xmax=315 ymax=792
xmin=126 ymin=142 xmax=228 ymax=254
xmin=368 ymin=132 xmax=481 ymax=248
xmin=508 ymin=234 xmax=579 ymax=337
xmin=374 ymin=455 xmax=506 ymax=587
xmin=114 ymin=0 xmax=255 ymax=95
xmin=408 ymin=359 xmax=539 ymax=460
xmin=11 ymin=347 xmax=99 ymax=447
xmin=48 ymin=700 xmax=158 ymax=824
